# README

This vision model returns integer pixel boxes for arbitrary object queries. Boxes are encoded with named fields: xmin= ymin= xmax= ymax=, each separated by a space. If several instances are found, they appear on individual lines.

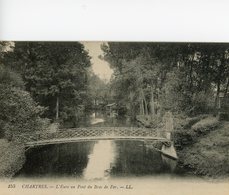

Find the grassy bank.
xmin=177 ymin=121 xmax=229 ymax=179
xmin=173 ymin=115 xmax=229 ymax=179
xmin=137 ymin=114 xmax=229 ymax=179
xmin=173 ymin=116 xmax=219 ymax=149
xmin=0 ymin=139 xmax=25 ymax=179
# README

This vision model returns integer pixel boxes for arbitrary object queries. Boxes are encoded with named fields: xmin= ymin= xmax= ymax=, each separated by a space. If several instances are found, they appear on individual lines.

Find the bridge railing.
xmin=13 ymin=126 xmax=166 ymax=143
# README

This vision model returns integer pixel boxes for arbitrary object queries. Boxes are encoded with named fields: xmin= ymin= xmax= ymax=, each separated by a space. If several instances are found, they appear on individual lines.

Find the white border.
xmin=0 ymin=0 xmax=229 ymax=42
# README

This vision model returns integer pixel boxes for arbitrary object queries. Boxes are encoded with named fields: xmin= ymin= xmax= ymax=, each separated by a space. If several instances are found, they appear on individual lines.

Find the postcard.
xmin=0 ymin=41 xmax=228 ymax=195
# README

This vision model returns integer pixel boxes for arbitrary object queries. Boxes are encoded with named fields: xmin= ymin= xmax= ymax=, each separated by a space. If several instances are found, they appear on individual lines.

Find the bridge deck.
xmin=25 ymin=136 xmax=168 ymax=147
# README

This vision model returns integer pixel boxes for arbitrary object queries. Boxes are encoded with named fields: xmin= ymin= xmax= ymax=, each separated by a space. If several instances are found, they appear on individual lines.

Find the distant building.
xmin=105 ymin=103 xmax=117 ymax=116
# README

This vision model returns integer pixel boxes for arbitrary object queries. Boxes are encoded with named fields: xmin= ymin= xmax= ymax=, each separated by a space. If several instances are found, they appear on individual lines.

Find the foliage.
xmin=0 ymin=83 xmax=47 ymax=139
xmin=88 ymin=72 xmax=110 ymax=108
xmin=173 ymin=116 xmax=219 ymax=149
xmin=101 ymin=42 xmax=229 ymax=117
xmin=0 ymin=43 xmax=49 ymax=139
xmin=0 ymin=65 xmax=24 ymax=88
xmin=191 ymin=117 xmax=220 ymax=133
xmin=178 ymin=122 xmax=229 ymax=178
xmin=3 ymin=42 xmax=92 ymax=127
xmin=0 ymin=139 xmax=25 ymax=178
xmin=136 ymin=114 xmax=162 ymax=128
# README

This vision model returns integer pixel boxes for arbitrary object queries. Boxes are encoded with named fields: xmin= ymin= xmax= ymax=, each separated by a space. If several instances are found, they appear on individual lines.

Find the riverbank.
xmin=1 ymin=115 xmax=228 ymax=179
xmin=174 ymin=116 xmax=229 ymax=179
xmin=137 ymin=114 xmax=229 ymax=179
xmin=177 ymin=121 xmax=229 ymax=179
xmin=0 ymin=139 xmax=25 ymax=179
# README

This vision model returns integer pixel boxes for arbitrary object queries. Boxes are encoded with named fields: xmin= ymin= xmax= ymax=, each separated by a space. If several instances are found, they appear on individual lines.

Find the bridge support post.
xmin=161 ymin=112 xmax=178 ymax=160
xmin=161 ymin=142 xmax=178 ymax=160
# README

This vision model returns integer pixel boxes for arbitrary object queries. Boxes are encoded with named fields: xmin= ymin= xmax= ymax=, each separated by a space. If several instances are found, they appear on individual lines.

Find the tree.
xmin=88 ymin=73 xmax=109 ymax=108
xmin=3 ymin=42 xmax=92 ymax=127
xmin=101 ymin=42 xmax=229 ymax=118
xmin=0 ymin=83 xmax=46 ymax=137
xmin=0 ymin=42 xmax=47 ymax=139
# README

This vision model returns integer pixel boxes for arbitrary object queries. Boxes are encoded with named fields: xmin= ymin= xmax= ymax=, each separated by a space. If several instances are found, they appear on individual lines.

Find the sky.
xmin=83 ymin=42 xmax=113 ymax=81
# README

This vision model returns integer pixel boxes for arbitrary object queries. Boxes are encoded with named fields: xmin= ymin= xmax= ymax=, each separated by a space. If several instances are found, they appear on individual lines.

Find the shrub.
xmin=173 ymin=114 xmax=208 ymax=131
xmin=136 ymin=115 xmax=162 ymax=128
xmin=0 ymin=65 xmax=24 ymax=88
xmin=173 ymin=116 xmax=219 ymax=149
xmin=0 ymin=84 xmax=47 ymax=140
xmin=190 ymin=91 xmax=214 ymax=115
xmin=191 ymin=117 xmax=220 ymax=134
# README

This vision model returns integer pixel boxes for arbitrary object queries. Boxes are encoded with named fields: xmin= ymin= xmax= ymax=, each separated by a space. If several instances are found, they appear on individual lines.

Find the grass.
xmin=191 ymin=117 xmax=220 ymax=133
xmin=173 ymin=116 xmax=220 ymax=149
xmin=136 ymin=113 xmax=229 ymax=178
xmin=177 ymin=119 xmax=229 ymax=179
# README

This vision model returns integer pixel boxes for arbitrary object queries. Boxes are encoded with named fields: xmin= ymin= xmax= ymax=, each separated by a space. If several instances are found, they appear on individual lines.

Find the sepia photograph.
xmin=0 ymin=41 xmax=228 ymax=185
xmin=1 ymin=1 xmax=229 ymax=195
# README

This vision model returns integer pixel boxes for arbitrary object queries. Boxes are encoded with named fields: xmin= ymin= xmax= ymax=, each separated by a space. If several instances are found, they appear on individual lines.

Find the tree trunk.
xmin=129 ymin=91 xmax=135 ymax=118
xmin=143 ymin=98 xmax=148 ymax=116
xmin=214 ymin=81 xmax=221 ymax=113
xmin=139 ymin=88 xmax=147 ymax=115
xmin=141 ymin=89 xmax=148 ymax=116
xmin=189 ymin=59 xmax=194 ymax=92
xmin=224 ymin=77 xmax=229 ymax=97
xmin=56 ymin=96 xmax=59 ymax=120
xmin=150 ymin=86 xmax=155 ymax=117
xmin=140 ymin=99 xmax=144 ymax=115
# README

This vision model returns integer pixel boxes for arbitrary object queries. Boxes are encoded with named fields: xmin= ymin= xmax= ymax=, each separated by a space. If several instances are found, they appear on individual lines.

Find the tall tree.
xmin=0 ymin=41 xmax=47 ymax=138
xmin=3 ymin=42 xmax=92 ymax=126
xmin=101 ymin=42 xmax=229 ymax=117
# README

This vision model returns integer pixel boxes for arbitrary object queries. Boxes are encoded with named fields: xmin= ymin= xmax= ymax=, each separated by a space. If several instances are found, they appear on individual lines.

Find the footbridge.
xmin=13 ymin=126 xmax=177 ymax=159
xmin=14 ymin=127 xmax=169 ymax=146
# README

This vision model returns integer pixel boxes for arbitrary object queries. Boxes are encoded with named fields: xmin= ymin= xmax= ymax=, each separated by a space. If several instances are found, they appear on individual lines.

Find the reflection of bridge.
xmin=13 ymin=127 xmax=177 ymax=159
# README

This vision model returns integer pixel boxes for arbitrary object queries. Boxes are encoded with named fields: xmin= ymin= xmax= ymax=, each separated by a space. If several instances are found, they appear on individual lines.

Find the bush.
xmin=173 ymin=114 xmax=208 ymax=131
xmin=0 ymin=84 xmax=47 ymax=139
xmin=173 ymin=116 xmax=219 ymax=149
xmin=0 ymin=65 xmax=24 ymax=88
xmin=191 ymin=117 xmax=220 ymax=134
xmin=136 ymin=115 xmax=162 ymax=128
xmin=190 ymin=91 xmax=214 ymax=115
xmin=218 ymin=112 xmax=229 ymax=121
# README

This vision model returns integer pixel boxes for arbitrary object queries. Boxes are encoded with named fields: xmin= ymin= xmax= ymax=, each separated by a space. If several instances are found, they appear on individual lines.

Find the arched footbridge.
xmin=13 ymin=127 xmax=177 ymax=159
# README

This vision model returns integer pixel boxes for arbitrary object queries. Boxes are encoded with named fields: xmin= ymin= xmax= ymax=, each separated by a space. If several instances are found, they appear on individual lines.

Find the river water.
xmin=16 ymin=112 xmax=182 ymax=180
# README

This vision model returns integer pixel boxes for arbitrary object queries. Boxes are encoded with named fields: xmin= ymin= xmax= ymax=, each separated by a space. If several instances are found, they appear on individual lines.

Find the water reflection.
xmin=16 ymin=111 xmax=179 ymax=179
xmin=17 ymin=140 xmax=178 ymax=179
xmin=90 ymin=112 xmax=105 ymax=125
xmin=16 ymin=142 xmax=94 ymax=178
xmin=161 ymin=155 xmax=177 ymax=172
xmin=83 ymin=140 xmax=116 ymax=180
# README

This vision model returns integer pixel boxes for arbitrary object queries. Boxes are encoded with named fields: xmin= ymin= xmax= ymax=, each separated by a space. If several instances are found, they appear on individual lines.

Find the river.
xmin=16 ymin=112 xmax=183 ymax=180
